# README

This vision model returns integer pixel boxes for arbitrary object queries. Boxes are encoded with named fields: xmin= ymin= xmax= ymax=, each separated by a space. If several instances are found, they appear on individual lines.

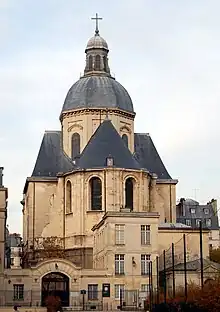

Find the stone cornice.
xmin=26 ymin=177 xmax=58 ymax=182
xmin=59 ymin=167 xmax=149 ymax=178
xmin=23 ymin=177 xmax=58 ymax=194
xmin=92 ymin=211 xmax=160 ymax=231
xmin=156 ymin=179 xmax=178 ymax=185
xmin=159 ymin=227 xmax=209 ymax=232
xmin=60 ymin=107 xmax=135 ymax=122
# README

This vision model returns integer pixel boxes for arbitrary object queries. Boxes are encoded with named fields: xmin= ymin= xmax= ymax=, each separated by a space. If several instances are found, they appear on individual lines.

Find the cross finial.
xmin=91 ymin=13 xmax=103 ymax=35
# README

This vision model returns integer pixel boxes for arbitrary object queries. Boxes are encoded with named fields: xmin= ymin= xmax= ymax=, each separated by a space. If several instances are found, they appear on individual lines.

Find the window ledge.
xmin=65 ymin=212 xmax=73 ymax=216
xmin=87 ymin=210 xmax=104 ymax=213
xmin=141 ymin=274 xmax=150 ymax=276
xmin=141 ymin=244 xmax=151 ymax=246
xmin=115 ymin=244 xmax=125 ymax=246
xmin=115 ymin=273 xmax=125 ymax=276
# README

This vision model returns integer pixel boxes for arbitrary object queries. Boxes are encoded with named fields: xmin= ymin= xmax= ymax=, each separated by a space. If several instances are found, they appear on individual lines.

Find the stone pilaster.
xmin=149 ymin=174 xmax=157 ymax=212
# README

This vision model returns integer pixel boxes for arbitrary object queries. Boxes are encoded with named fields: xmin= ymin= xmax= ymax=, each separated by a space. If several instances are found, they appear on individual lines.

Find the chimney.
xmin=0 ymin=167 xmax=4 ymax=187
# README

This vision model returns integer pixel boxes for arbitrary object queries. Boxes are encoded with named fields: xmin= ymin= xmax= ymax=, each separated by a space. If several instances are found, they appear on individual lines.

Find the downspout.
xmin=169 ymin=184 xmax=172 ymax=223
xmin=63 ymin=178 xmax=66 ymax=249
xmin=32 ymin=182 xmax=36 ymax=257
xmin=99 ymin=110 xmax=102 ymax=125
xmin=104 ymin=169 xmax=107 ymax=212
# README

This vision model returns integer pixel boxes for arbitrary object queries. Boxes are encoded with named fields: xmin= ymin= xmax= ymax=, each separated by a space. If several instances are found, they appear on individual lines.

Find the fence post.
xmin=200 ymin=220 xmax=204 ymax=289
xmin=183 ymin=234 xmax=187 ymax=301
xmin=171 ymin=243 xmax=175 ymax=298
xmin=156 ymin=256 xmax=159 ymax=304
xmin=163 ymin=250 xmax=167 ymax=304
xmin=149 ymin=261 xmax=153 ymax=311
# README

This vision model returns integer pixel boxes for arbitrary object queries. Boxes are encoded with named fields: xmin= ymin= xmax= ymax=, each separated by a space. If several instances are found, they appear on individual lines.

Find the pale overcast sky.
xmin=1 ymin=0 xmax=220 ymax=234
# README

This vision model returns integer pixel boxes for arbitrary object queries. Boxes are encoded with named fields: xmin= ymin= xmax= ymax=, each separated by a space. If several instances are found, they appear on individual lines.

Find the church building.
xmin=1 ymin=15 xmax=210 ymax=310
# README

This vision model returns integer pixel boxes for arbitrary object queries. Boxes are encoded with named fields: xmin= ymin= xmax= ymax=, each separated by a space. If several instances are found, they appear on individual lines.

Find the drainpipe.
xmin=0 ymin=167 xmax=3 ymax=187
xmin=169 ymin=184 xmax=172 ymax=223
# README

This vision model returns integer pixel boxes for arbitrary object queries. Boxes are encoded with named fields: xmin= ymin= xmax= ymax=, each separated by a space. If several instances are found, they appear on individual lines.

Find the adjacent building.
xmin=176 ymin=198 xmax=220 ymax=249
xmin=5 ymin=233 xmax=22 ymax=269
xmin=0 ymin=167 xmax=8 ymax=273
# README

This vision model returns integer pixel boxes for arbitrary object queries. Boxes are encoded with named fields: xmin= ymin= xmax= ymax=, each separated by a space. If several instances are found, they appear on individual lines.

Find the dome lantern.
xmin=60 ymin=14 xmax=134 ymax=115
xmin=84 ymin=13 xmax=110 ymax=76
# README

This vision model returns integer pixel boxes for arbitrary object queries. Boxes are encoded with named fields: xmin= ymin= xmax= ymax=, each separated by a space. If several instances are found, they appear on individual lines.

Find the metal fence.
xmin=145 ymin=222 xmax=220 ymax=311
xmin=0 ymin=290 xmax=104 ymax=310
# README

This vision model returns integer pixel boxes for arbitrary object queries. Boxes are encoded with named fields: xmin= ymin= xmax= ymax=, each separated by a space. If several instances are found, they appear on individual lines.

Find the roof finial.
xmin=91 ymin=13 xmax=103 ymax=35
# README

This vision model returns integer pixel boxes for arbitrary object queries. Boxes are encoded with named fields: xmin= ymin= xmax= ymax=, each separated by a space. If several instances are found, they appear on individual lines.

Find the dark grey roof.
xmin=32 ymin=131 xmax=74 ymax=177
xmin=62 ymin=76 xmax=134 ymax=114
xmin=134 ymin=133 xmax=172 ymax=179
xmin=78 ymin=119 xmax=141 ymax=170
xmin=170 ymin=259 xmax=220 ymax=271
xmin=159 ymin=223 xmax=191 ymax=229
xmin=176 ymin=199 xmax=219 ymax=230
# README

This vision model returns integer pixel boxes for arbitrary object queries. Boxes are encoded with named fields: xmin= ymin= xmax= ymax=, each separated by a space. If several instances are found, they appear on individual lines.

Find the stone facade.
xmin=0 ymin=23 xmax=212 ymax=310
xmin=61 ymin=108 xmax=135 ymax=155
xmin=22 ymin=169 xmax=177 ymax=257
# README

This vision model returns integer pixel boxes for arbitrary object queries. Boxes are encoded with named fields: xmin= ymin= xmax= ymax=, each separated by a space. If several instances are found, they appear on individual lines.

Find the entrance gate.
xmin=41 ymin=272 xmax=69 ymax=307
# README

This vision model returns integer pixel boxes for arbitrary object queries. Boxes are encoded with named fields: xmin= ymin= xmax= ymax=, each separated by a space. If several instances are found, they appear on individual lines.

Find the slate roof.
xmin=159 ymin=223 xmax=191 ymax=229
xmin=31 ymin=122 xmax=172 ymax=180
xmin=78 ymin=119 xmax=141 ymax=170
xmin=176 ymin=199 xmax=219 ymax=230
xmin=168 ymin=258 xmax=220 ymax=271
xmin=32 ymin=131 xmax=74 ymax=177
xmin=62 ymin=76 xmax=134 ymax=114
xmin=134 ymin=133 xmax=172 ymax=179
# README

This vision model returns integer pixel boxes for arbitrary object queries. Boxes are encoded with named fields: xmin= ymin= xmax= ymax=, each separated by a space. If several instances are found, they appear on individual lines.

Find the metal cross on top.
xmin=91 ymin=13 xmax=103 ymax=35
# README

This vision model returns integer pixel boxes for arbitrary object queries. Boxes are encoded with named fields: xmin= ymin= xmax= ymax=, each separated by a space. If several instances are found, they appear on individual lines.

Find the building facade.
xmin=0 ymin=18 xmax=211 ymax=310
xmin=0 ymin=168 xmax=8 ymax=273
xmin=176 ymin=198 xmax=220 ymax=249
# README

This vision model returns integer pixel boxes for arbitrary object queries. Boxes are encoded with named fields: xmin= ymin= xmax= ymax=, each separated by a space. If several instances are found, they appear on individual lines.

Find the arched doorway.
xmin=41 ymin=272 xmax=69 ymax=307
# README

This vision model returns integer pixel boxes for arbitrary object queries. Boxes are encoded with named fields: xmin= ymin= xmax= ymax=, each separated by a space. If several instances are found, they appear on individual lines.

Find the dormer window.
xmin=186 ymin=219 xmax=191 ymax=226
xmin=204 ymin=208 xmax=209 ymax=215
xmin=196 ymin=219 xmax=201 ymax=227
xmin=190 ymin=208 xmax=196 ymax=214
xmin=106 ymin=155 xmax=114 ymax=167
xmin=206 ymin=219 xmax=212 ymax=227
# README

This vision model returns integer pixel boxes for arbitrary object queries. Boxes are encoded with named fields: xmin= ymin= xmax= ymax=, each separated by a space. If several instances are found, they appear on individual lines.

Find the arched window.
xmin=125 ymin=178 xmax=134 ymax=210
xmin=71 ymin=133 xmax=80 ymax=159
xmin=95 ymin=55 xmax=101 ymax=71
xmin=122 ymin=134 xmax=128 ymax=147
xmin=88 ymin=55 xmax=93 ymax=71
xmin=103 ymin=56 xmax=107 ymax=72
xmin=90 ymin=177 xmax=102 ymax=210
xmin=66 ymin=180 xmax=72 ymax=213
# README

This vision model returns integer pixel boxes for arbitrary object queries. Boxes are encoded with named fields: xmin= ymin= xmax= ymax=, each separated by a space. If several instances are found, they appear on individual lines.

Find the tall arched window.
xmin=95 ymin=55 xmax=101 ymax=71
xmin=125 ymin=178 xmax=134 ymax=210
xmin=72 ymin=133 xmax=80 ymax=159
xmin=66 ymin=181 xmax=72 ymax=213
xmin=122 ymin=134 xmax=128 ymax=147
xmin=103 ymin=56 xmax=107 ymax=72
xmin=90 ymin=177 xmax=102 ymax=210
xmin=88 ymin=55 xmax=93 ymax=71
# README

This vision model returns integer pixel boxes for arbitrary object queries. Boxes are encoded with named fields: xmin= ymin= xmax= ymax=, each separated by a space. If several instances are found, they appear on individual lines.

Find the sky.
xmin=1 ymin=0 xmax=220 ymax=234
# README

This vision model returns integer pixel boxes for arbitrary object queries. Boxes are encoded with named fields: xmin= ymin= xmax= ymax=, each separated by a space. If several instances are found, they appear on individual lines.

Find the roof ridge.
xmin=78 ymin=120 xmax=141 ymax=170
xmin=44 ymin=130 xmax=61 ymax=134
xmin=134 ymin=132 xmax=150 ymax=136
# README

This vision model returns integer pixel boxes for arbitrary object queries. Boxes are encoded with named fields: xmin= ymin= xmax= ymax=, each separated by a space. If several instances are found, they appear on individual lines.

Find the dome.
xmin=86 ymin=34 xmax=108 ymax=51
xmin=62 ymin=76 xmax=134 ymax=113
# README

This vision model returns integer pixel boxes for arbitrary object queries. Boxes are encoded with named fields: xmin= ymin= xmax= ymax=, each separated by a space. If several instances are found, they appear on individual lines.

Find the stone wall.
xmin=61 ymin=108 xmax=135 ymax=155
